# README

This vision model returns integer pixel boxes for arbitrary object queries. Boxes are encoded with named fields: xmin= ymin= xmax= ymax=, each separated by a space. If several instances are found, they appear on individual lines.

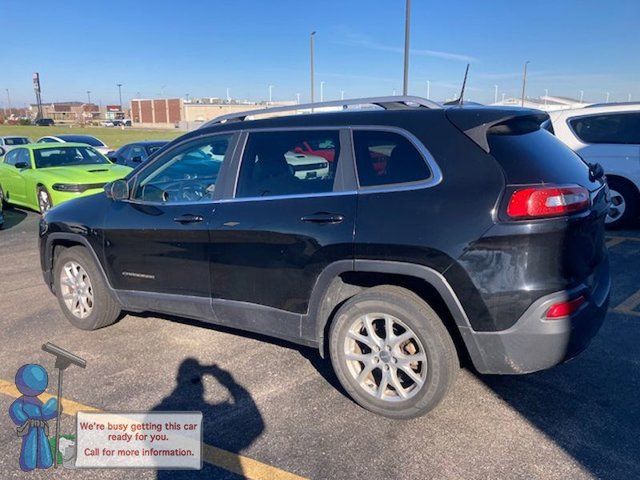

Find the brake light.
xmin=507 ymin=185 xmax=590 ymax=219
xmin=546 ymin=296 xmax=586 ymax=319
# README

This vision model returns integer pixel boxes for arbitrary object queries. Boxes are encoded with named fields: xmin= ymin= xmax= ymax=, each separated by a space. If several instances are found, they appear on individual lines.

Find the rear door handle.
xmin=301 ymin=212 xmax=345 ymax=224
xmin=173 ymin=214 xmax=204 ymax=224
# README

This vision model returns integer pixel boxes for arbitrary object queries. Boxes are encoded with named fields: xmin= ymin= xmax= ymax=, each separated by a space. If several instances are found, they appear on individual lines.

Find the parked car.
xmin=36 ymin=134 xmax=110 ymax=155
xmin=0 ymin=143 xmax=131 ymax=213
xmin=39 ymin=97 xmax=610 ymax=419
xmin=107 ymin=140 xmax=170 ymax=167
xmin=34 ymin=118 xmax=55 ymax=126
xmin=0 ymin=136 xmax=31 ymax=157
xmin=0 ymin=193 xmax=4 ymax=229
xmin=547 ymin=103 xmax=640 ymax=227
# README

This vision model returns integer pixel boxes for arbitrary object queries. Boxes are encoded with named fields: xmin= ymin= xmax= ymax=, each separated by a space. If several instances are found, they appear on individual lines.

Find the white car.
xmin=0 ymin=136 xmax=31 ymax=156
xmin=548 ymin=103 xmax=640 ymax=227
xmin=36 ymin=134 xmax=111 ymax=156
xmin=284 ymin=151 xmax=329 ymax=180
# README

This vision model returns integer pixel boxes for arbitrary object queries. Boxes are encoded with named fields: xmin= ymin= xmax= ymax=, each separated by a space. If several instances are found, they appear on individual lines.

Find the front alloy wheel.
xmin=37 ymin=186 xmax=52 ymax=213
xmin=59 ymin=261 xmax=94 ymax=319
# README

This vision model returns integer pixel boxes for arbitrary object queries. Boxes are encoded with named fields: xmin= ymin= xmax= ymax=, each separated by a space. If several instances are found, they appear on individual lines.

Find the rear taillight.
xmin=506 ymin=184 xmax=590 ymax=219
xmin=545 ymin=296 xmax=586 ymax=319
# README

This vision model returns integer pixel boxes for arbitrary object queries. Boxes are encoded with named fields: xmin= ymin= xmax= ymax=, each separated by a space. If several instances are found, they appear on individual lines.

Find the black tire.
xmin=329 ymin=285 xmax=458 ymax=419
xmin=53 ymin=246 xmax=121 ymax=330
xmin=606 ymin=178 xmax=638 ymax=229
xmin=37 ymin=185 xmax=53 ymax=214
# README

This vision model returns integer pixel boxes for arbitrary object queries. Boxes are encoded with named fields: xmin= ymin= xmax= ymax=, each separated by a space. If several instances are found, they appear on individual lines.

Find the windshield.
xmin=146 ymin=144 xmax=167 ymax=154
xmin=56 ymin=135 xmax=105 ymax=147
xmin=33 ymin=146 xmax=110 ymax=168
xmin=4 ymin=137 xmax=30 ymax=145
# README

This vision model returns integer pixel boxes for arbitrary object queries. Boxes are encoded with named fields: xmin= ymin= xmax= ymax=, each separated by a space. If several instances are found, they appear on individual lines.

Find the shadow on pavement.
xmin=0 ymin=208 xmax=27 ymax=231
xmin=154 ymin=358 xmax=265 ymax=480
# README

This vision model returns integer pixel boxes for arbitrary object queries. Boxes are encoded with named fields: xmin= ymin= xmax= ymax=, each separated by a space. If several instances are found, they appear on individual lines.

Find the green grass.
xmin=0 ymin=125 xmax=183 ymax=150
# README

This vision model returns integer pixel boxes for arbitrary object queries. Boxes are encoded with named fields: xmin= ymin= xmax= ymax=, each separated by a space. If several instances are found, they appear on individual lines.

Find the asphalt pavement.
xmin=0 ymin=208 xmax=639 ymax=479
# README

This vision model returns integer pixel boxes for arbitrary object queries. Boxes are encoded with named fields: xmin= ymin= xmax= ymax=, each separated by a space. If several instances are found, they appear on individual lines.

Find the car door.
xmin=2 ymin=148 xmax=30 ymax=204
xmin=208 ymin=128 xmax=356 ymax=340
xmin=102 ymin=132 xmax=238 ymax=306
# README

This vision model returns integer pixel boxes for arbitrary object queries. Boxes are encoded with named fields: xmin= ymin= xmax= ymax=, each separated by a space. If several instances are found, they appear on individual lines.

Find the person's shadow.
xmin=154 ymin=358 xmax=264 ymax=479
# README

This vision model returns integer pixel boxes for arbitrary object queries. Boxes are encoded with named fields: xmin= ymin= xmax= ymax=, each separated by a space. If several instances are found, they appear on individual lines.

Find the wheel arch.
xmin=309 ymin=259 xmax=483 ymax=370
xmin=605 ymin=174 xmax=640 ymax=197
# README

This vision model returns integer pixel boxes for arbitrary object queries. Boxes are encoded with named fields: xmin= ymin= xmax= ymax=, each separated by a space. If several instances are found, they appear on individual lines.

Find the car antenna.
xmin=444 ymin=63 xmax=470 ymax=106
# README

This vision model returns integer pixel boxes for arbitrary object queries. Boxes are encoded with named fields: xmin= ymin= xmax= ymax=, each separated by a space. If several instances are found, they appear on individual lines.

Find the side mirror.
xmin=131 ymin=155 xmax=143 ymax=163
xmin=15 ymin=161 xmax=30 ymax=169
xmin=106 ymin=179 xmax=129 ymax=201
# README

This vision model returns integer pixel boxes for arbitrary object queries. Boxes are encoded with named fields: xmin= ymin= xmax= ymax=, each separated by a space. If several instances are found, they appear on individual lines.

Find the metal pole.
xmin=580 ymin=90 xmax=584 ymax=103
xmin=268 ymin=85 xmax=273 ymax=103
xmin=606 ymin=92 xmax=610 ymax=103
xmin=117 ymin=83 xmax=123 ymax=110
xmin=310 ymin=32 xmax=316 ymax=104
xmin=5 ymin=89 xmax=11 ymax=116
xmin=403 ymin=0 xmax=411 ymax=95
xmin=340 ymin=90 xmax=344 ymax=100
xmin=494 ymin=85 xmax=498 ymax=103
xmin=520 ymin=61 xmax=529 ymax=107
xmin=86 ymin=90 xmax=91 ymax=104
xmin=320 ymin=81 xmax=325 ymax=102
xmin=53 ymin=368 xmax=63 ymax=468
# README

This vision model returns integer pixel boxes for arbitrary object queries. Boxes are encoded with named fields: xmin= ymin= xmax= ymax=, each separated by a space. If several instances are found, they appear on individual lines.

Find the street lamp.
xmin=403 ymin=0 xmax=411 ymax=95
xmin=320 ymin=81 xmax=325 ymax=102
xmin=580 ymin=90 xmax=584 ymax=103
xmin=268 ymin=85 xmax=274 ymax=103
xmin=310 ymin=31 xmax=316 ymax=104
xmin=340 ymin=90 xmax=345 ymax=100
xmin=605 ymin=92 xmax=610 ymax=103
xmin=116 ymin=83 xmax=123 ymax=110
xmin=5 ymin=88 xmax=11 ymax=116
xmin=426 ymin=80 xmax=430 ymax=100
xmin=494 ymin=85 xmax=498 ymax=103
xmin=520 ymin=61 xmax=530 ymax=107
xmin=86 ymin=90 xmax=91 ymax=104
xmin=296 ymin=93 xmax=300 ymax=104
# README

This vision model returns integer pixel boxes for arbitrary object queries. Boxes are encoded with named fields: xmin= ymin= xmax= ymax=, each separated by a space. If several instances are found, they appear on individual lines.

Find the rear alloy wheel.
xmin=329 ymin=286 xmax=458 ymax=419
xmin=605 ymin=180 xmax=638 ymax=229
xmin=37 ymin=186 xmax=53 ymax=213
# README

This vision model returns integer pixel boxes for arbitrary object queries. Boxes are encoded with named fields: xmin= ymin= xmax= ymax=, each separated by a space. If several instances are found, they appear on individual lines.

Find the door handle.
xmin=301 ymin=212 xmax=345 ymax=224
xmin=173 ymin=214 xmax=204 ymax=224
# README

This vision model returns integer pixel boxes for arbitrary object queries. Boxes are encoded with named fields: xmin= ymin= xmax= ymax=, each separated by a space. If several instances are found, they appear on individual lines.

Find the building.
xmin=130 ymin=98 xmax=296 ymax=129
xmin=491 ymin=95 xmax=590 ymax=111
xmin=29 ymin=102 xmax=101 ymax=123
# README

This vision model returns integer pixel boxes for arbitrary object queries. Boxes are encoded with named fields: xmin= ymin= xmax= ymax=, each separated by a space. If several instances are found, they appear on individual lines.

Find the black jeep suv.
xmin=39 ymin=97 xmax=610 ymax=418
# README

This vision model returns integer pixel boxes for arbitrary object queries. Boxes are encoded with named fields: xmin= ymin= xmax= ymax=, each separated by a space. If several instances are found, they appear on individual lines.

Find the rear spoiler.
xmin=445 ymin=108 xmax=549 ymax=153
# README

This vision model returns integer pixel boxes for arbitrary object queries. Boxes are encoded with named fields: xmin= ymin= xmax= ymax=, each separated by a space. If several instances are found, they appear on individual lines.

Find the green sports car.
xmin=0 ymin=143 xmax=132 ymax=213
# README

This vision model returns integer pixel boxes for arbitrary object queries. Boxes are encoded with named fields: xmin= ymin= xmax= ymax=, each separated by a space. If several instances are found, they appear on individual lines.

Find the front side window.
xmin=16 ymin=149 xmax=31 ymax=167
xmin=4 ymin=150 xmax=18 ymax=166
xmin=353 ymin=130 xmax=430 ymax=187
xmin=5 ymin=137 xmax=30 ymax=146
xmin=569 ymin=113 xmax=640 ymax=144
xmin=33 ymin=146 xmax=108 ymax=168
xmin=132 ymin=134 xmax=232 ymax=204
xmin=236 ymin=130 xmax=340 ymax=198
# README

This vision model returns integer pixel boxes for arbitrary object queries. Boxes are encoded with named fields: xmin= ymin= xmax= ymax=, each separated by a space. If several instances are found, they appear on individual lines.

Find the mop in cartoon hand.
xmin=9 ymin=343 xmax=86 ymax=471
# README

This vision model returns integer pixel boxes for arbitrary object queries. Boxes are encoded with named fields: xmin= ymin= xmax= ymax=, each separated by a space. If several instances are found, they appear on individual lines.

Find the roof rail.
xmin=200 ymin=95 xmax=441 ymax=128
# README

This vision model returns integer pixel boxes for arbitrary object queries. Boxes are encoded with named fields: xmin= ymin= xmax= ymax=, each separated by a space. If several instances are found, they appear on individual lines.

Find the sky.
xmin=3 ymin=0 xmax=640 ymax=107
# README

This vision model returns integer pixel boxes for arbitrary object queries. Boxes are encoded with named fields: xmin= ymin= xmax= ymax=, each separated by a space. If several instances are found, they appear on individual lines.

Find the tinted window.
xmin=236 ymin=130 xmax=340 ymax=198
xmin=129 ymin=145 xmax=146 ymax=161
xmin=353 ymin=130 xmax=430 ymax=187
xmin=133 ymin=135 xmax=231 ymax=204
xmin=56 ymin=135 xmax=105 ymax=146
xmin=33 ymin=146 xmax=109 ymax=168
xmin=569 ymin=113 xmax=640 ymax=144
xmin=4 ymin=150 xmax=18 ymax=166
xmin=5 ymin=137 xmax=30 ymax=145
xmin=16 ymin=149 xmax=31 ymax=167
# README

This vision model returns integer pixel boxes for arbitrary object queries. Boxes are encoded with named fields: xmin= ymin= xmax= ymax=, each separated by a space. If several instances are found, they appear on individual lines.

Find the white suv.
xmin=547 ymin=103 xmax=640 ymax=227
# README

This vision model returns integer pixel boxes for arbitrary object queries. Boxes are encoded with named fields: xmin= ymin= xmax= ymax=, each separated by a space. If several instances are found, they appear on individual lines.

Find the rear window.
xmin=5 ymin=137 xmax=30 ymax=145
xmin=569 ymin=113 xmax=640 ymax=144
xmin=56 ymin=135 xmax=105 ymax=147
xmin=487 ymin=127 xmax=597 ymax=188
xmin=353 ymin=130 xmax=430 ymax=187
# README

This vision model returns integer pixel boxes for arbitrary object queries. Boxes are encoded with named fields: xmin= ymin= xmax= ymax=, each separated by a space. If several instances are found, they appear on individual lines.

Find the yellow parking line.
xmin=605 ymin=237 xmax=626 ymax=248
xmin=613 ymin=288 xmax=640 ymax=315
xmin=0 ymin=378 xmax=306 ymax=480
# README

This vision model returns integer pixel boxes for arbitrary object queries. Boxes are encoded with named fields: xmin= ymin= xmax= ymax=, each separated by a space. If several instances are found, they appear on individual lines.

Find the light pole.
xmin=580 ymin=90 xmax=584 ymax=103
xmin=520 ymin=61 xmax=530 ymax=107
xmin=494 ymin=85 xmax=498 ymax=103
xmin=502 ymin=92 xmax=506 ymax=102
xmin=426 ymin=80 xmax=430 ymax=99
xmin=116 ymin=83 xmax=123 ymax=110
xmin=5 ymin=88 xmax=11 ymax=116
xmin=340 ymin=90 xmax=345 ymax=100
xmin=268 ymin=85 xmax=274 ymax=103
xmin=320 ymin=81 xmax=325 ymax=102
xmin=296 ymin=93 xmax=300 ymax=104
xmin=402 ymin=0 xmax=411 ymax=95
xmin=606 ymin=91 xmax=610 ymax=103
xmin=86 ymin=90 xmax=91 ymax=104
xmin=226 ymin=88 xmax=230 ymax=102
xmin=629 ymin=93 xmax=632 ymax=102
xmin=310 ymin=31 xmax=316 ymax=104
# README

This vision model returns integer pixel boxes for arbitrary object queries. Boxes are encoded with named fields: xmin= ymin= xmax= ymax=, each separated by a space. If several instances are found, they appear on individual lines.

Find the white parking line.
xmin=613 ymin=288 xmax=640 ymax=316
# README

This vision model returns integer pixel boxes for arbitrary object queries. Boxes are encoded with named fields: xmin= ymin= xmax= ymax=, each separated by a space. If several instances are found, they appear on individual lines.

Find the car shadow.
xmin=153 ymin=358 xmax=265 ymax=479
xmin=0 ymin=208 xmax=27 ymax=231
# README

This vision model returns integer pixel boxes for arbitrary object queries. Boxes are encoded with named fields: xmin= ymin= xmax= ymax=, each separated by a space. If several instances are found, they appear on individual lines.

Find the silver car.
xmin=0 ymin=136 xmax=31 ymax=156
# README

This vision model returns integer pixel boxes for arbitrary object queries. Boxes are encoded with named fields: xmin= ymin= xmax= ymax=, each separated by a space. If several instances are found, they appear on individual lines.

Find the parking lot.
xmin=1 ymin=207 xmax=639 ymax=480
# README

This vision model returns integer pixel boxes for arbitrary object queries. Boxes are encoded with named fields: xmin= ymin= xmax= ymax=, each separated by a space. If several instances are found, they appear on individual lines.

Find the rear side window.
xmin=569 ymin=113 xmax=640 ymax=144
xmin=236 ymin=130 xmax=340 ymax=198
xmin=353 ymin=130 xmax=430 ymax=187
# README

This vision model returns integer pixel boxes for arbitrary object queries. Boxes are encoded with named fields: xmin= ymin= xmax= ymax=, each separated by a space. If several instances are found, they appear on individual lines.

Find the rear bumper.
xmin=460 ymin=259 xmax=610 ymax=374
